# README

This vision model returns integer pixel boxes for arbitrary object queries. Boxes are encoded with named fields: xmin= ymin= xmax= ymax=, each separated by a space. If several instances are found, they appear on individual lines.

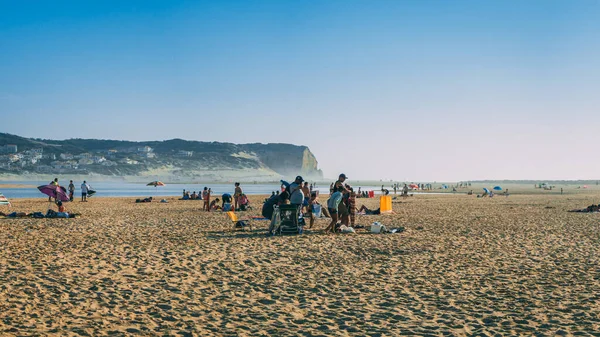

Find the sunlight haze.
xmin=1 ymin=0 xmax=599 ymax=181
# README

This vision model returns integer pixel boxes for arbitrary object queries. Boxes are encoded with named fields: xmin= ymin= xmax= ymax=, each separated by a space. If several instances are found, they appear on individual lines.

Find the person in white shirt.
xmin=289 ymin=176 xmax=305 ymax=207
xmin=81 ymin=181 xmax=90 ymax=202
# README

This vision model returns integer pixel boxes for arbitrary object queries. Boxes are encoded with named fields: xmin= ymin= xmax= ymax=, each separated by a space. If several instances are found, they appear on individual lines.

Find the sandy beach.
xmin=1 ymin=193 xmax=600 ymax=336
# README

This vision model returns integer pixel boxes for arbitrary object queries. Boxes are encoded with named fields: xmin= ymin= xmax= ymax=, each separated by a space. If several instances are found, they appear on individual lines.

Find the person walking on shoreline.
xmin=68 ymin=180 xmax=75 ymax=202
xmin=81 ymin=180 xmax=90 ymax=202
xmin=48 ymin=178 xmax=59 ymax=202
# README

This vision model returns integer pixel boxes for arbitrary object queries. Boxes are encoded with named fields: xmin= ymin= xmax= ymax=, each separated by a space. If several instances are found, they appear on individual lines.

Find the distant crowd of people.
xmin=180 ymin=182 xmax=251 ymax=212
xmin=47 ymin=177 xmax=93 ymax=203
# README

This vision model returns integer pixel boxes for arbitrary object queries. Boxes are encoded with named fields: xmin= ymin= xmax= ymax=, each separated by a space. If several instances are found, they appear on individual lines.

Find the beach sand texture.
xmin=1 ymin=193 xmax=600 ymax=336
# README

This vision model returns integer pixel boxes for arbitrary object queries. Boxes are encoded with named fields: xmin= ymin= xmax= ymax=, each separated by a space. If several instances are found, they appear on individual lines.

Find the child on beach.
xmin=210 ymin=198 xmax=221 ymax=211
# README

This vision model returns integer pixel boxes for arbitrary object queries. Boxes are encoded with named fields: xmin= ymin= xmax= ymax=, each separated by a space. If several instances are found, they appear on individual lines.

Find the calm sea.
xmin=1 ymin=181 xmax=389 ymax=199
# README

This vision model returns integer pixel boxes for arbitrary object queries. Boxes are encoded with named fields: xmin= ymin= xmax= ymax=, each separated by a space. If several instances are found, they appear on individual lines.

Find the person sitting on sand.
xmin=210 ymin=198 xmax=222 ymax=211
xmin=357 ymin=205 xmax=381 ymax=215
xmin=305 ymin=191 xmax=330 ymax=227
xmin=191 ymin=191 xmax=198 ymax=200
xmin=55 ymin=201 xmax=70 ymax=218
xmin=402 ymin=184 xmax=409 ymax=197
xmin=238 ymin=193 xmax=250 ymax=211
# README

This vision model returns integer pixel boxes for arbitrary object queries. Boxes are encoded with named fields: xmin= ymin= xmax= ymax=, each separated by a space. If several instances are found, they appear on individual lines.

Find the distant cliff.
xmin=0 ymin=133 xmax=323 ymax=182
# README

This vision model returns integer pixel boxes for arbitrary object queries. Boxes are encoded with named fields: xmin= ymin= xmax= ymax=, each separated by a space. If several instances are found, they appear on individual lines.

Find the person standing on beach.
xmin=234 ymin=182 xmax=242 ymax=211
xmin=202 ymin=187 xmax=209 ymax=211
xmin=289 ymin=176 xmax=305 ymax=209
xmin=333 ymin=174 xmax=351 ymax=226
xmin=301 ymin=181 xmax=311 ymax=212
xmin=325 ymin=189 xmax=343 ymax=233
xmin=206 ymin=188 xmax=212 ymax=212
xmin=68 ymin=180 xmax=75 ymax=202
xmin=48 ymin=178 xmax=59 ymax=201
xmin=81 ymin=180 xmax=90 ymax=202
xmin=348 ymin=187 xmax=356 ymax=227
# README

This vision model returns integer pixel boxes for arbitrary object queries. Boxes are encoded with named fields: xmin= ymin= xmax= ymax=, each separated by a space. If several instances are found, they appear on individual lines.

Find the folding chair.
xmin=226 ymin=211 xmax=252 ymax=232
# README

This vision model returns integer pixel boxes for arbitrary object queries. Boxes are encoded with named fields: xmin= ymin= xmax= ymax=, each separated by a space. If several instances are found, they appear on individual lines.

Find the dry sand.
xmin=1 ymin=193 xmax=600 ymax=336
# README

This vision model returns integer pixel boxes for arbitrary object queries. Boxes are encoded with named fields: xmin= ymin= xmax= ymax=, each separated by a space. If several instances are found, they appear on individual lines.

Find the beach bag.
xmin=370 ymin=222 xmax=386 ymax=234
xmin=312 ymin=204 xmax=322 ymax=218
xmin=340 ymin=225 xmax=356 ymax=233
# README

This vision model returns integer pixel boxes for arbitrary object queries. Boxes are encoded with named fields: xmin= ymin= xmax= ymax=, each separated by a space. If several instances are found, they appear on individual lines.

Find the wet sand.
xmin=0 ymin=184 xmax=37 ymax=189
xmin=1 ymin=193 xmax=600 ymax=336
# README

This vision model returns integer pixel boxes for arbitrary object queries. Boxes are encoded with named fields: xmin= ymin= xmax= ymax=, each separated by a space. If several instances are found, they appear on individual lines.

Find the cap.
xmin=339 ymin=173 xmax=348 ymax=179
xmin=295 ymin=175 xmax=304 ymax=182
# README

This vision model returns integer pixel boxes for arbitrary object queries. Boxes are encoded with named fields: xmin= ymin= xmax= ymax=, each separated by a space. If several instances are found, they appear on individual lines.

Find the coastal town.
xmin=0 ymin=144 xmax=178 ymax=174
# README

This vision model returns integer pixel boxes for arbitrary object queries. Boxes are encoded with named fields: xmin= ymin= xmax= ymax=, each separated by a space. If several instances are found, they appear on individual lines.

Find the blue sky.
xmin=1 ymin=0 xmax=599 ymax=180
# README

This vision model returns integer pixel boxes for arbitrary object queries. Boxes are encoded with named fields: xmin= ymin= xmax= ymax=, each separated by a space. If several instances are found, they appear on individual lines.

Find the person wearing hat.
xmin=333 ymin=174 xmax=351 ymax=226
xmin=289 ymin=175 xmax=305 ymax=207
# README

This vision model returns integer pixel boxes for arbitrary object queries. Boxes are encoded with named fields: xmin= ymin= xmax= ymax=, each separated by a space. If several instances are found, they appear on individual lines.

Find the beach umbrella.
xmin=483 ymin=188 xmax=490 ymax=193
xmin=493 ymin=186 xmax=502 ymax=191
xmin=409 ymin=184 xmax=419 ymax=189
xmin=0 ymin=192 xmax=10 ymax=207
xmin=38 ymin=184 xmax=70 ymax=202
xmin=147 ymin=181 xmax=165 ymax=193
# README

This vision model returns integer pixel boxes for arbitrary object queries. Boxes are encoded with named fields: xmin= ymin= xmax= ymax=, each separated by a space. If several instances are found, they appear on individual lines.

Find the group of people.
xmin=261 ymin=173 xmax=385 ymax=233
xmin=48 ymin=178 xmax=92 ymax=202
xmin=262 ymin=176 xmax=324 ymax=229
xmin=179 ymin=182 xmax=251 ymax=212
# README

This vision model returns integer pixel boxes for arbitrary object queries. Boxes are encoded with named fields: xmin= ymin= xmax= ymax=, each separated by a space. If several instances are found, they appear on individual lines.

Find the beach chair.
xmin=273 ymin=204 xmax=303 ymax=235
xmin=226 ymin=211 xmax=252 ymax=232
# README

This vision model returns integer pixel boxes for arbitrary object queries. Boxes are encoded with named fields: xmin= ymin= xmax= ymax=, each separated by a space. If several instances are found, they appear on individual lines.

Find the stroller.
xmin=268 ymin=204 xmax=304 ymax=235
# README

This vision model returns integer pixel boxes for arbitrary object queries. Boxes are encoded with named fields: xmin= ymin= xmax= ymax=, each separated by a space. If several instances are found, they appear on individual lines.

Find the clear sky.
xmin=1 ymin=0 xmax=599 ymax=181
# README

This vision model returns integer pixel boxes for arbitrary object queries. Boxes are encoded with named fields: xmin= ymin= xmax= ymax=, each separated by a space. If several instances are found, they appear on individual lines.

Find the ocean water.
xmin=0 ymin=181 xmax=391 ymax=199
